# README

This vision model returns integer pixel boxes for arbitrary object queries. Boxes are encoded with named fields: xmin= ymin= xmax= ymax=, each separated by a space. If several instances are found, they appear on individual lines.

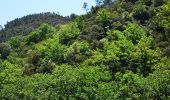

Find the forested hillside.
xmin=0 ymin=12 xmax=70 ymax=42
xmin=0 ymin=0 xmax=170 ymax=99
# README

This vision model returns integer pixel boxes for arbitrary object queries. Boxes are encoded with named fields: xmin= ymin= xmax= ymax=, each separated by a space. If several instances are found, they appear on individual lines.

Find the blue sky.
xmin=0 ymin=0 xmax=96 ymax=27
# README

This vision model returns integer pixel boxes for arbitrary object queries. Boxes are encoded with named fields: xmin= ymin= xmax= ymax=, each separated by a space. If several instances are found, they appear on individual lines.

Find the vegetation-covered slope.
xmin=0 ymin=12 xmax=70 ymax=42
xmin=0 ymin=0 xmax=170 ymax=99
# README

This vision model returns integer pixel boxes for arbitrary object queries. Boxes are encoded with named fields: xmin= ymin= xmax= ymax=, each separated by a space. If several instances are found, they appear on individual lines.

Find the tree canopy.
xmin=0 ymin=0 xmax=170 ymax=99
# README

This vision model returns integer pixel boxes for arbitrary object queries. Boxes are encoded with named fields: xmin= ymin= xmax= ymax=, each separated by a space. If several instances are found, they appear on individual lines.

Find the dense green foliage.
xmin=0 ymin=0 xmax=170 ymax=99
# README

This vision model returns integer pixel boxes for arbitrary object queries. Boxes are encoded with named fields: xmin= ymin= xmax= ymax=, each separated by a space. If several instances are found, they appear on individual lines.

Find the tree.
xmin=153 ymin=0 xmax=165 ymax=7
xmin=123 ymin=23 xmax=146 ymax=44
xmin=146 ymin=69 xmax=170 ymax=99
xmin=0 ymin=61 xmax=23 ymax=99
xmin=64 ymin=41 xmax=90 ymax=64
xmin=83 ymin=2 xmax=89 ymax=13
xmin=58 ymin=22 xmax=81 ymax=44
xmin=153 ymin=1 xmax=170 ymax=56
xmin=103 ymin=0 xmax=112 ymax=5
xmin=0 ymin=43 xmax=11 ymax=59
xmin=82 ymin=24 xmax=105 ymax=41
xmin=0 ymin=25 xmax=2 ymax=31
xmin=114 ymin=71 xmax=147 ymax=99
xmin=95 ymin=0 xmax=103 ymax=6
xmin=0 ymin=12 xmax=69 ymax=42
xmin=96 ymin=9 xmax=111 ymax=22
xmin=8 ymin=36 xmax=23 ymax=48
xmin=96 ymin=9 xmax=111 ymax=30
xmin=125 ymin=0 xmax=138 ymax=4
xmin=37 ymin=38 xmax=66 ymax=63
xmin=132 ymin=5 xmax=150 ymax=22
xmin=26 ymin=24 xmax=55 ymax=44
xmin=49 ymin=65 xmax=113 ymax=99
xmin=70 ymin=13 xmax=78 ymax=20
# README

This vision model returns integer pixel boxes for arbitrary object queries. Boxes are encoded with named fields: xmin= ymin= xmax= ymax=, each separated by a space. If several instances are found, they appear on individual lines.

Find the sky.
xmin=0 ymin=0 xmax=96 ymax=27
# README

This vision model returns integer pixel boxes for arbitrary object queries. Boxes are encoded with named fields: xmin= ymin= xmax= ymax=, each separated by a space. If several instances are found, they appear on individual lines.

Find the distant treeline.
xmin=0 ymin=12 xmax=70 ymax=42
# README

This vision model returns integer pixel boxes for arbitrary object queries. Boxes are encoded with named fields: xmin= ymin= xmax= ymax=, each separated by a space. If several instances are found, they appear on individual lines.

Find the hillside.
xmin=0 ymin=0 xmax=170 ymax=99
xmin=0 ymin=12 xmax=70 ymax=42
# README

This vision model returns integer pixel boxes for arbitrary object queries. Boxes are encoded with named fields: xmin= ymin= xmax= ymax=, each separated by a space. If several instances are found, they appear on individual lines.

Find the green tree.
xmin=95 ymin=0 xmax=103 ymax=6
xmin=125 ymin=0 xmax=138 ymax=4
xmin=132 ymin=5 xmax=150 ymax=22
xmin=0 ymin=43 xmax=11 ymax=59
xmin=8 ymin=36 xmax=23 ymax=48
xmin=0 ymin=61 xmax=23 ymax=99
xmin=50 ymin=65 xmax=113 ymax=99
xmin=96 ymin=9 xmax=111 ymax=30
xmin=64 ymin=41 xmax=90 ymax=64
xmin=123 ymin=23 xmax=146 ymax=44
xmin=114 ymin=71 xmax=148 ymax=99
xmin=153 ymin=1 xmax=170 ymax=56
xmin=58 ymin=22 xmax=81 ymax=44
xmin=103 ymin=0 xmax=112 ymax=5
xmin=153 ymin=0 xmax=165 ymax=7
xmin=83 ymin=2 xmax=89 ymax=13
xmin=103 ymin=23 xmax=161 ymax=75
xmin=146 ymin=69 xmax=170 ymax=99
xmin=37 ymin=38 xmax=66 ymax=63
xmin=26 ymin=24 xmax=55 ymax=44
